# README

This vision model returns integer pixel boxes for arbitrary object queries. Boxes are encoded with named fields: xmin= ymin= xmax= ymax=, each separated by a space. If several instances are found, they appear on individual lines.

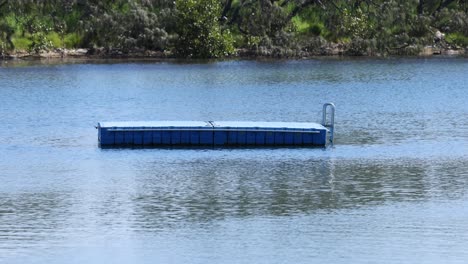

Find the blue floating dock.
xmin=98 ymin=121 xmax=328 ymax=147
xmin=97 ymin=103 xmax=335 ymax=148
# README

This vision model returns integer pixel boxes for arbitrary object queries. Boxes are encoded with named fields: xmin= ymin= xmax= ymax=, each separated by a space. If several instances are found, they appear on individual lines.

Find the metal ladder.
xmin=321 ymin=103 xmax=335 ymax=143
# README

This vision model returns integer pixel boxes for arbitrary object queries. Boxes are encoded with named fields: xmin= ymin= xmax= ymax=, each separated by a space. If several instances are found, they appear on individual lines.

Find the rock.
xmin=420 ymin=46 xmax=434 ymax=56
xmin=442 ymin=49 xmax=464 ymax=55
xmin=435 ymin=30 xmax=445 ymax=41
xmin=143 ymin=50 xmax=164 ymax=57
xmin=39 ymin=51 xmax=62 ymax=58
xmin=76 ymin=48 xmax=88 ymax=54
xmin=67 ymin=48 xmax=89 ymax=56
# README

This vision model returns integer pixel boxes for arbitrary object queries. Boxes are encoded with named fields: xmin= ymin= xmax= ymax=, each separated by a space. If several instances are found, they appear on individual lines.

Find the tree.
xmin=174 ymin=0 xmax=234 ymax=58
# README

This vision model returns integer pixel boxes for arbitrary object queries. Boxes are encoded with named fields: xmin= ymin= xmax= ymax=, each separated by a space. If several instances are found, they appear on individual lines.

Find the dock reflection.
xmin=128 ymin=155 xmax=468 ymax=229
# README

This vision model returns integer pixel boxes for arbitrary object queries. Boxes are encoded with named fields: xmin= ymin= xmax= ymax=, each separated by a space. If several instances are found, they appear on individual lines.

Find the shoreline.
xmin=1 ymin=46 xmax=467 ymax=62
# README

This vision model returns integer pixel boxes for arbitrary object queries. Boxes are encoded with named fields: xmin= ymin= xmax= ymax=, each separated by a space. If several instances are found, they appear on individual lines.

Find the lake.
xmin=1 ymin=57 xmax=468 ymax=263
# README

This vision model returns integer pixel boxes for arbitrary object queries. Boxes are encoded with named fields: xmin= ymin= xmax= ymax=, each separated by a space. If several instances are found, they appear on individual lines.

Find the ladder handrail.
xmin=321 ymin=103 xmax=335 ymax=143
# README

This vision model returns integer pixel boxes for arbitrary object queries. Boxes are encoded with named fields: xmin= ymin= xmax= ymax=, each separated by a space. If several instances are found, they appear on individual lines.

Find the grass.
xmin=64 ymin=33 xmax=82 ymax=48
xmin=10 ymin=31 xmax=83 ymax=51
xmin=11 ymin=35 xmax=32 ymax=50
xmin=291 ymin=16 xmax=311 ymax=34
xmin=47 ymin=32 xmax=62 ymax=47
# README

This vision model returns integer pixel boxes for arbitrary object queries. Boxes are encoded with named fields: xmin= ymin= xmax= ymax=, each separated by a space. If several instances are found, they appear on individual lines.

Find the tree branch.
xmin=221 ymin=0 xmax=233 ymax=19
xmin=0 ymin=0 xmax=7 ymax=11
xmin=417 ymin=0 xmax=424 ymax=15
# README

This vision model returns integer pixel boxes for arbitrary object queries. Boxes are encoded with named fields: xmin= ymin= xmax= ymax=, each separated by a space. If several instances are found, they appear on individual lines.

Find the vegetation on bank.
xmin=0 ymin=0 xmax=467 ymax=58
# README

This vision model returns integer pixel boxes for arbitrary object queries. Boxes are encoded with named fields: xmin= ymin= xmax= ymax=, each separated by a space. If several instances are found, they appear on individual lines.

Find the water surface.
xmin=1 ymin=58 xmax=468 ymax=263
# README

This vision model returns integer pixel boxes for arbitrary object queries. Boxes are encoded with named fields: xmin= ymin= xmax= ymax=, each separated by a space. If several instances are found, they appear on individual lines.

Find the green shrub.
xmin=28 ymin=23 xmax=54 ymax=52
xmin=47 ymin=32 xmax=62 ymax=48
xmin=446 ymin=32 xmax=468 ymax=47
xmin=11 ymin=36 xmax=32 ymax=50
xmin=310 ymin=24 xmax=324 ymax=36
xmin=64 ymin=33 xmax=82 ymax=48
xmin=291 ymin=16 xmax=310 ymax=34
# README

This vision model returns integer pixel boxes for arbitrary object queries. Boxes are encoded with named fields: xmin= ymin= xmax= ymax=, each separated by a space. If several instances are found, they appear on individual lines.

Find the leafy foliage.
xmin=29 ymin=22 xmax=54 ymax=53
xmin=446 ymin=32 xmax=468 ymax=46
xmin=0 ymin=0 xmax=467 ymax=57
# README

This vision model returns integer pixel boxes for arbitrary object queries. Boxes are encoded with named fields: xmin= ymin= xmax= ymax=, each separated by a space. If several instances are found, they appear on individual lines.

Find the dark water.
xmin=1 ymin=58 xmax=468 ymax=263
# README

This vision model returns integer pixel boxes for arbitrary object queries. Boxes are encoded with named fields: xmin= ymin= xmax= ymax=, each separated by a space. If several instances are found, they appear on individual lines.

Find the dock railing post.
xmin=321 ymin=103 xmax=335 ymax=143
